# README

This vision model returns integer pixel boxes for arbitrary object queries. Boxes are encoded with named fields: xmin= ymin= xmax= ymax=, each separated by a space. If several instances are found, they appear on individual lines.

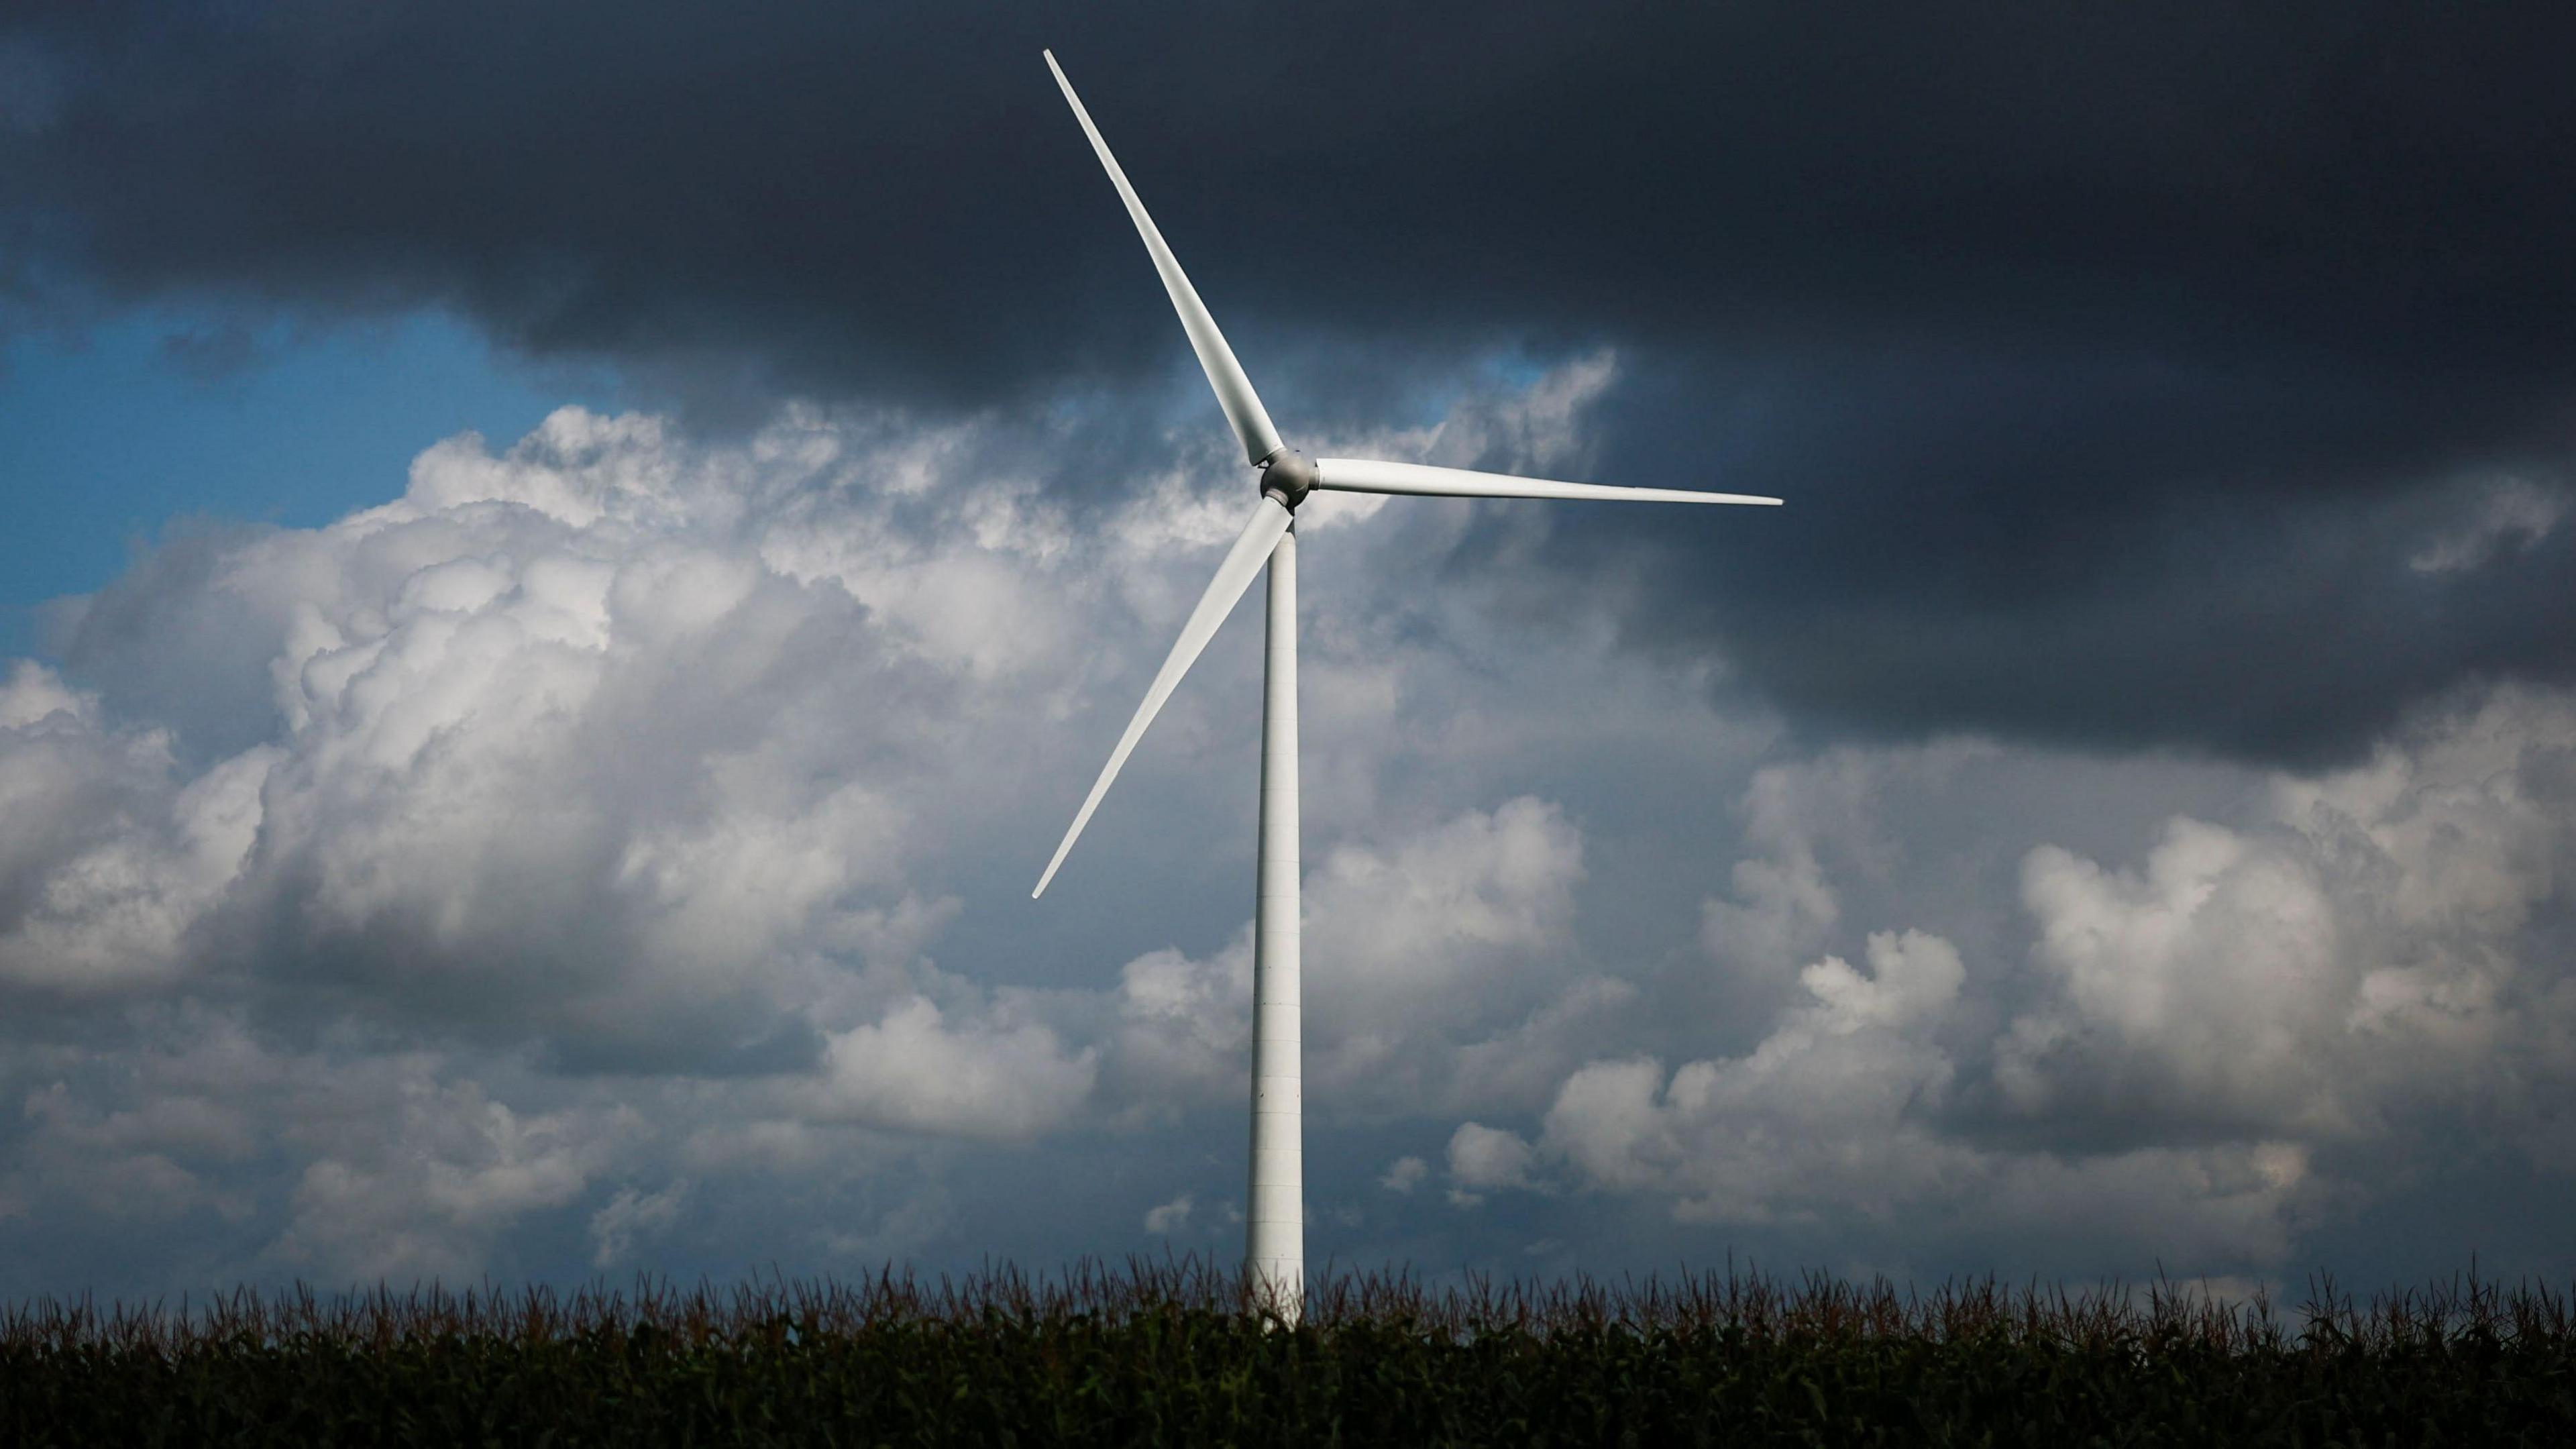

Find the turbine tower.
xmin=1030 ymin=51 xmax=1780 ymax=1323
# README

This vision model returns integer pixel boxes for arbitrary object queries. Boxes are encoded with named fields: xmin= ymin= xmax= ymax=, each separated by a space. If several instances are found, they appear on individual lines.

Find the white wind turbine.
xmin=1030 ymin=51 xmax=1780 ymax=1322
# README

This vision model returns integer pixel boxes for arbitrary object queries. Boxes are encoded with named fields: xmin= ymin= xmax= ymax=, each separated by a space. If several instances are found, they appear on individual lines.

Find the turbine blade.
xmin=1314 ymin=458 xmax=1782 ymax=507
xmin=1034 ymin=495 xmax=1295 ymax=898
xmin=1044 ymin=50 xmax=1285 ymax=468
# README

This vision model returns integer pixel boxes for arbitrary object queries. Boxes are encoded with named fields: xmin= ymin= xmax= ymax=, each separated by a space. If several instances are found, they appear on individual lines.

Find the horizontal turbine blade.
xmin=1314 ymin=458 xmax=1781 ymax=508
xmin=1044 ymin=50 xmax=1284 ymax=469
xmin=1034 ymin=494 xmax=1294 ymax=898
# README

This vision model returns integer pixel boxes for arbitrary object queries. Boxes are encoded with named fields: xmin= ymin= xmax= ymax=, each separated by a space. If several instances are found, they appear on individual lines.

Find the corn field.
xmin=5 ymin=1259 xmax=2571 ymax=1444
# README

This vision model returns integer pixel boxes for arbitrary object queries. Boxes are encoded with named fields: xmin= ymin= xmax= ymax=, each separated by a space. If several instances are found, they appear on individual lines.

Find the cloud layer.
xmin=3 ymin=362 xmax=2572 ymax=1293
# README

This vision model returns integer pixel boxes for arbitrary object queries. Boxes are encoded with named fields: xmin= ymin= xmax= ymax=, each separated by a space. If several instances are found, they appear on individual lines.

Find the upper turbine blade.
xmin=1044 ymin=50 xmax=1285 ymax=468
xmin=1034 ymin=495 xmax=1295 ymax=898
xmin=1313 ymin=458 xmax=1781 ymax=507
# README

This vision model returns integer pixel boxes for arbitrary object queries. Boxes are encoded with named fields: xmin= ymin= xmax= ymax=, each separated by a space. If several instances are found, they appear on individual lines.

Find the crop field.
xmin=4 ymin=1260 xmax=2571 ymax=1446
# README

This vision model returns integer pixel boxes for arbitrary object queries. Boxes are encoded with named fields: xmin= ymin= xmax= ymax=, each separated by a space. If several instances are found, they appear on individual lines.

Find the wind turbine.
xmin=1030 ymin=50 xmax=1780 ymax=1323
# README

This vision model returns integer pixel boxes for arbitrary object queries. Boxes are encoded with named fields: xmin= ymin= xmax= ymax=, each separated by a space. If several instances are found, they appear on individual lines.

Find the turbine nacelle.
xmin=1258 ymin=447 xmax=1318 ymax=510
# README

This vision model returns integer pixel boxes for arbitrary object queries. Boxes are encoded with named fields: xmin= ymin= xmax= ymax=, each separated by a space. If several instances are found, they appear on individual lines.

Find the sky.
xmin=1 ymin=3 xmax=2571 ymax=1301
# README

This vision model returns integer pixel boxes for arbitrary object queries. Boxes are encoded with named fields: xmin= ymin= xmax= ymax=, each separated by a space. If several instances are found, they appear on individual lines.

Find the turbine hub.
xmin=1259 ymin=447 xmax=1318 ymax=510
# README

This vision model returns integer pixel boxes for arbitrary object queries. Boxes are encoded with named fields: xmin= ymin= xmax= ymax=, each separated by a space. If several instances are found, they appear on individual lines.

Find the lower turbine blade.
xmin=1314 ymin=457 xmax=1780 ymax=507
xmin=1034 ymin=495 xmax=1295 ymax=898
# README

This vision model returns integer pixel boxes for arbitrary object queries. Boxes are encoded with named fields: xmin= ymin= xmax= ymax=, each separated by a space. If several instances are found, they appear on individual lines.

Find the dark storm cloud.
xmin=7 ymin=1 xmax=2574 ymax=760
xmin=1558 ymin=341 xmax=2576 ymax=763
